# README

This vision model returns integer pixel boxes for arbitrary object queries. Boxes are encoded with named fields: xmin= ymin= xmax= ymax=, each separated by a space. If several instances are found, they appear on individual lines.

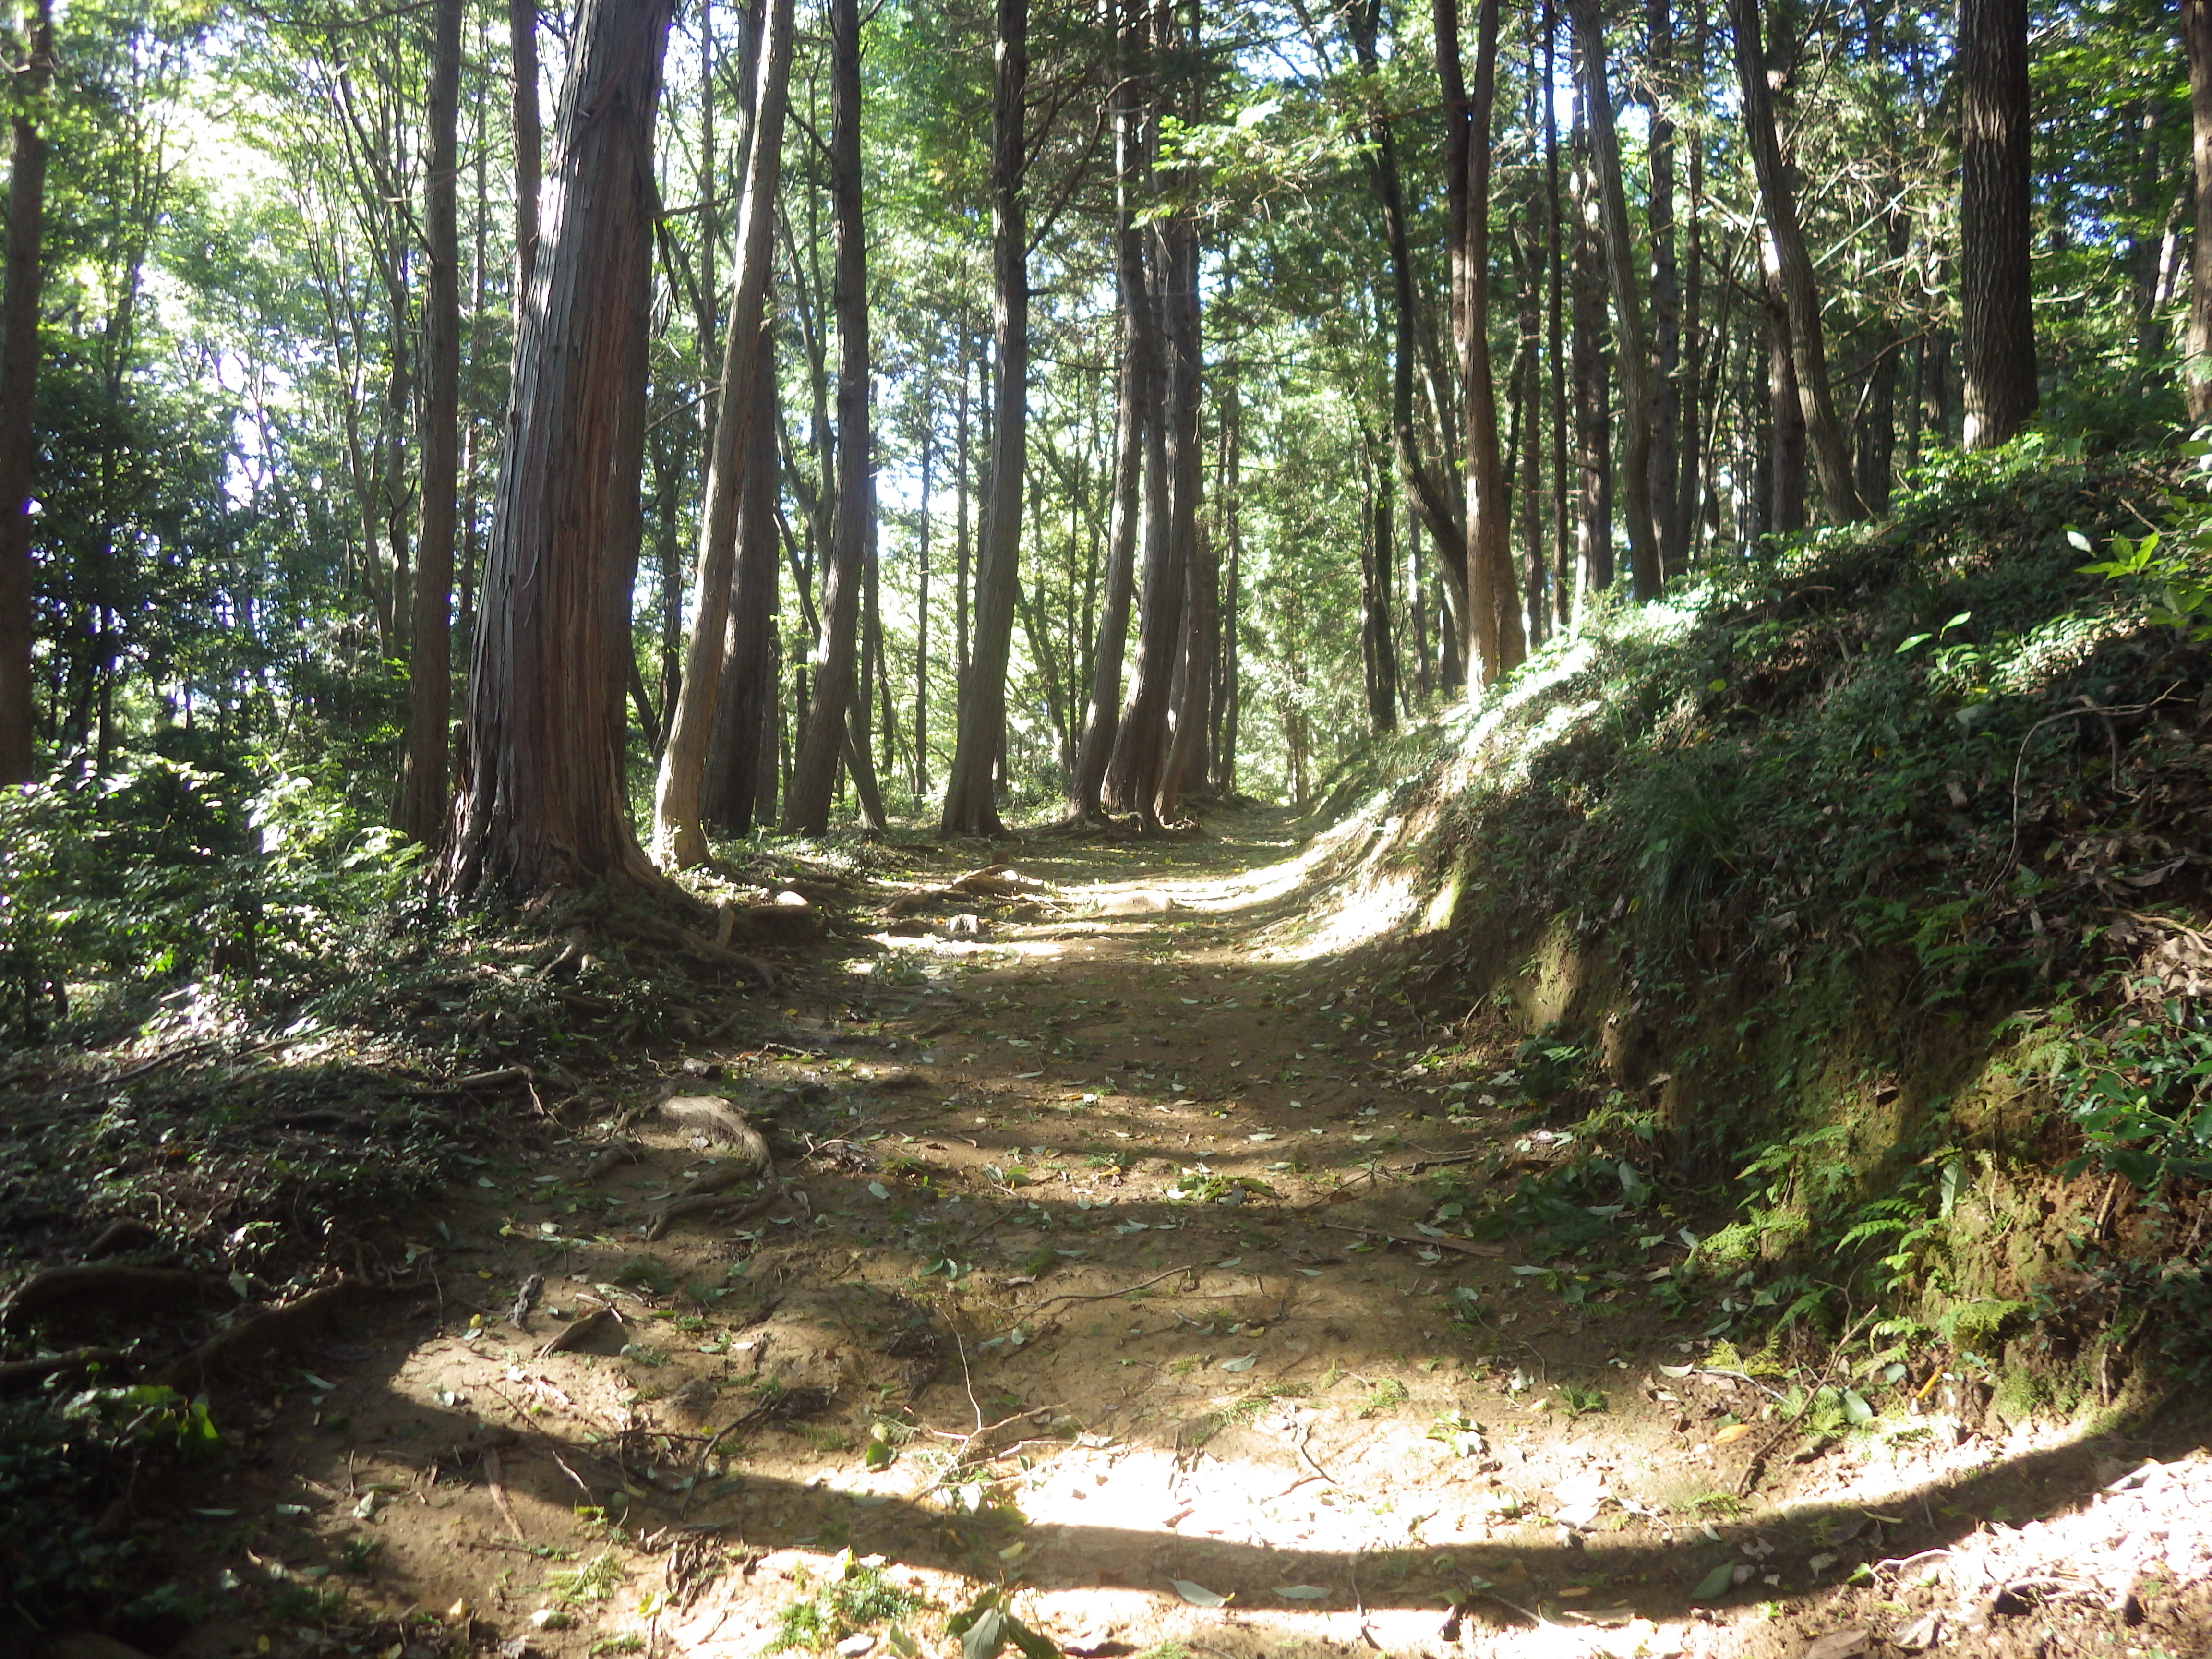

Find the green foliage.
xmin=774 ymin=1552 xmax=923 ymax=1653
xmin=0 ymin=759 xmax=417 ymax=1047
xmin=0 ymin=1380 xmax=219 ymax=1631
xmin=944 ymin=1587 xmax=1054 ymax=1659
xmin=2052 ymin=1013 xmax=2212 ymax=1188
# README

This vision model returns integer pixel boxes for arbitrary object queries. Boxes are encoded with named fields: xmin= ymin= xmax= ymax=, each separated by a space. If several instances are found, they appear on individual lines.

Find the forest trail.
xmin=161 ymin=808 xmax=2212 ymax=1659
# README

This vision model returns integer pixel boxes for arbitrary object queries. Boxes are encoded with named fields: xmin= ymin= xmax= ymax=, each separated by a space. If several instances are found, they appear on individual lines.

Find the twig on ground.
xmin=483 ymin=1445 xmax=526 ymax=1542
xmin=1014 ymin=1264 xmax=1201 ymax=1316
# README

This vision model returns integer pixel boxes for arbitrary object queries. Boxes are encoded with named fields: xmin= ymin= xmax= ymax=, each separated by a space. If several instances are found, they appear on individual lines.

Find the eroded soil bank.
xmin=20 ymin=808 xmax=2212 ymax=1659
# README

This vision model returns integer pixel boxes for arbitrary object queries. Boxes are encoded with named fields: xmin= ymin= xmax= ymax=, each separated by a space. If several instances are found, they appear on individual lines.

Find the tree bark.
xmin=1570 ymin=119 xmax=1614 ymax=598
xmin=398 ymin=0 xmax=464 ymax=846
xmin=1957 ymin=0 xmax=2036 ymax=447
xmin=0 ymin=0 xmax=54 ymax=786
xmin=1545 ymin=0 xmax=1572 ymax=629
xmin=783 ymin=0 xmax=870 ymax=834
xmin=1349 ymin=0 xmax=1467 ymax=628
xmin=1071 ymin=0 xmax=1152 ymax=820
xmin=1446 ymin=0 xmax=1526 ymax=684
xmin=913 ymin=389 xmax=932 ymax=798
xmin=651 ymin=0 xmax=792 ymax=867
xmin=508 ymin=0 xmax=541 ymax=326
xmin=1674 ymin=5 xmax=1706 ymax=566
xmin=1361 ymin=475 xmax=1399 ymax=729
xmin=1764 ymin=254 xmax=1807 ymax=533
xmin=1571 ymin=0 xmax=1663 ymax=599
xmin=1729 ymin=0 xmax=1864 ymax=518
xmin=1646 ymin=0 xmax=1683 ymax=576
xmin=702 ymin=328 xmax=783 ymax=836
xmin=444 ymin=0 xmax=675 ymax=895
xmin=941 ymin=0 xmax=1029 ymax=837
xmin=2188 ymin=0 xmax=2212 ymax=420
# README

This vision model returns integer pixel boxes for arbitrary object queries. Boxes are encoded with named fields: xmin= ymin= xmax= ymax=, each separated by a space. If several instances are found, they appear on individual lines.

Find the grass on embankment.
xmin=1332 ymin=438 xmax=2212 ymax=1407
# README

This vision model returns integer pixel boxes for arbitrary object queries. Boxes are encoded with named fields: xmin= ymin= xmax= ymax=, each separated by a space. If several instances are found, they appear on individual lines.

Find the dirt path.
xmin=157 ymin=809 xmax=2212 ymax=1659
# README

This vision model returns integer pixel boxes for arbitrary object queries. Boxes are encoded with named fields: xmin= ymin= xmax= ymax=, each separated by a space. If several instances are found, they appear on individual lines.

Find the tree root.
xmin=160 ymin=1277 xmax=408 ymax=1395
xmin=659 ymin=1096 xmax=773 ymax=1171
xmin=0 ymin=1346 xmax=127 ymax=1394
xmin=0 ymin=1265 xmax=213 ymax=1331
xmin=643 ymin=1181 xmax=791 ymax=1242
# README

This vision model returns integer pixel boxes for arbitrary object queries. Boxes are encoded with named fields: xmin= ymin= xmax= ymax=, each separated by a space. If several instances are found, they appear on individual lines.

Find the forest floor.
xmin=31 ymin=805 xmax=2212 ymax=1659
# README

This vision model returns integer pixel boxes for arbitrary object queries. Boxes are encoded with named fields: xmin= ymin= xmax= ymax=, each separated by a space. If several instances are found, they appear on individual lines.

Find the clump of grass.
xmin=770 ymin=1551 xmax=920 ymax=1652
xmin=1356 ymin=1378 xmax=1410 ymax=1419
xmin=546 ymin=1551 xmax=625 ymax=1605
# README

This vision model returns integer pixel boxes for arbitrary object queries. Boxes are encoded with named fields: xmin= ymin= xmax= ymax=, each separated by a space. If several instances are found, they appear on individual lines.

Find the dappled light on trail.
xmin=26 ymin=808 xmax=2185 ymax=1659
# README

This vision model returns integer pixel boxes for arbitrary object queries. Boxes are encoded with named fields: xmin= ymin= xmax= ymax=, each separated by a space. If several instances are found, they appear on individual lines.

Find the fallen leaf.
xmin=1714 ymin=1423 xmax=1755 ymax=1445
xmin=1273 ymin=1585 xmax=1330 ymax=1600
xmin=1169 ymin=1579 xmax=1228 ymax=1607
xmin=1691 ymin=1561 xmax=1737 ymax=1602
xmin=1220 ymin=1354 xmax=1258 ymax=1372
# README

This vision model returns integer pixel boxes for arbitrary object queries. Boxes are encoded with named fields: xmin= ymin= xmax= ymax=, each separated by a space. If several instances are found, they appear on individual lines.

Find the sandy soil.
xmin=123 ymin=809 xmax=2212 ymax=1659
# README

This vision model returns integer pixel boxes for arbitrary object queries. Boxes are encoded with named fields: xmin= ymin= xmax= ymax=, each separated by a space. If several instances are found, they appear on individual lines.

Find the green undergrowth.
xmin=1365 ymin=436 xmax=2212 ymax=1397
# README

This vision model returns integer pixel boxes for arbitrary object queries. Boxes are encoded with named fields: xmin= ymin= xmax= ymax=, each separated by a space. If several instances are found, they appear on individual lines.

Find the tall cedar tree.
xmin=1070 ymin=0 xmax=1152 ymax=819
xmin=942 ymin=0 xmax=1030 ymax=835
xmin=700 ymin=330 xmax=783 ymax=834
xmin=0 ymin=0 xmax=53 ymax=784
xmin=397 ymin=0 xmax=464 ymax=845
xmin=1439 ymin=0 xmax=1525 ymax=682
xmin=652 ymin=0 xmax=793 ymax=867
xmin=2191 ymin=0 xmax=2212 ymax=421
xmin=1571 ymin=0 xmax=1664 ymax=599
xmin=783 ymin=0 xmax=871 ymax=833
xmin=444 ymin=0 xmax=675 ymax=894
xmin=1730 ymin=0 xmax=1864 ymax=520
xmin=1958 ymin=0 xmax=2036 ymax=446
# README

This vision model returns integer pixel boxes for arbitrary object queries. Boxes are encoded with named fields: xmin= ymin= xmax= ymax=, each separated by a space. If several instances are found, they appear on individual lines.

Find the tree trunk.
xmin=783 ymin=0 xmax=870 ymax=834
xmin=1571 ymin=0 xmax=1663 ymax=599
xmin=1646 ymin=0 xmax=1683 ymax=576
xmin=1517 ymin=274 xmax=1546 ymax=646
xmin=1570 ymin=120 xmax=1614 ymax=598
xmin=0 ymin=0 xmax=54 ymax=786
xmin=1362 ymin=479 xmax=1399 ymax=729
xmin=1765 ymin=256 xmax=1807 ymax=533
xmin=1674 ymin=12 xmax=1706 ymax=567
xmin=1350 ymin=0 xmax=1467 ymax=628
xmin=651 ymin=0 xmax=792 ymax=867
xmin=941 ymin=0 xmax=1028 ymax=837
xmin=1730 ymin=0 xmax=1864 ymax=518
xmin=701 ymin=326 xmax=783 ymax=835
xmin=1104 ymin=1 xmax=1194 ymax=827
xmin=1159 ymin=510 xmax=1218 ymax=819
xmin=1545 ymin=0 xmax=1572 ymax=630
xmin=1958 ymin=0 xmax=2036 ymax=447
xmin=1448 ymin=0 xmax=1526 ymax=684
xmin=1071 ymin=0 xmax=1152 ymax=820
xmin=398 ymin=0 xmax=464 ymax=846
xmin=444 ymin=0 xmax=675 ymax=895
xmin=2188 ymin=0 xmax=2212 ymax=420
xmin=508 ymin=0 xmax=541 ymax=326
xmin=913 ymin=392 xmax=931 ymax=798
xmin=1211 ymin=376 xmax=1241 ymax=796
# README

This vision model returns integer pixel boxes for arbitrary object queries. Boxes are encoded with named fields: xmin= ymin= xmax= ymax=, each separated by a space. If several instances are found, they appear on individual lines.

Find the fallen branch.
xmin=1017 ymin=1264 xmax=1202 ymax=1316
xmin=483 ymin=1444 xmax=527 ymax=1543
xmin=1318 ymin=1221 xmax=1506 ymax=1259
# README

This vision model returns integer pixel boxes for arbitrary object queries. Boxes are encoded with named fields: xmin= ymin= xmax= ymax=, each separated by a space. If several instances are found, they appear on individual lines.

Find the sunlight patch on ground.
xmin=860 ymin=933 xmax=1068 ymax=961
